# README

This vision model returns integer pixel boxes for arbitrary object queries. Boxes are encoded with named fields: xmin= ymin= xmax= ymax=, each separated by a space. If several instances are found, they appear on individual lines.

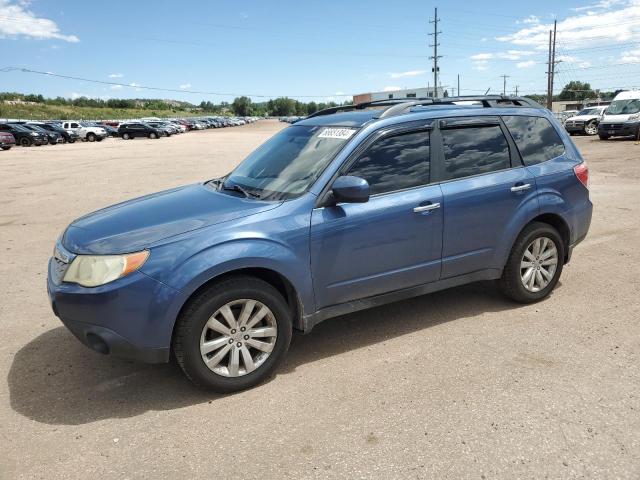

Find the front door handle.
xmin=413 ymin=203 xmax=441 ymax=213
xmin=510 ymin=183 xmax=532 ymax=192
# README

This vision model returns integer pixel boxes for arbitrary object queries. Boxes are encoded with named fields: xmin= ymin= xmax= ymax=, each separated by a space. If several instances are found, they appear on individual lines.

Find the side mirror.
xmin=331 ymin=175 xmax=370 ymax=204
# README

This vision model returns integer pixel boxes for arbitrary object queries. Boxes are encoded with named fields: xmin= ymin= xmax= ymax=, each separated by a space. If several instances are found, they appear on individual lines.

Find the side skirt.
xmin=302 ymin=269 xmax=502 ymax=333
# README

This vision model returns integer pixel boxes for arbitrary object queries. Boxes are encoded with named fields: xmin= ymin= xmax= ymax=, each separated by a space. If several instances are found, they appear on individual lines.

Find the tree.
xmin=559 ymin=81 xmax=596 ymax=101
xmin=232 ymin=96 xmax=252 ymax=116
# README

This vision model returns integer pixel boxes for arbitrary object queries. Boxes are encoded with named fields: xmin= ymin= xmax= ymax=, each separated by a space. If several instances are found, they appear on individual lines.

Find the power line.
xmin=0 ymin=67 xmax=352 ymax=100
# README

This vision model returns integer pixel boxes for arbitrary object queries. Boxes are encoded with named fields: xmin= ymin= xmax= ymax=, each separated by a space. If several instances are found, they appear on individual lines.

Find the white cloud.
xmin=517 ymin=60 xmax=537 ymax=68
xmin=382 ymin=86 xmax=401 ymax=92
xmin=620 ymin=48 xmax=640 ymax=63
xmin=179 ymin=83 xmax=191 ymax=90
xmin=470 ymin=50 xmax=537 ymax=70
xmin=519 ymin=15 xmax=540 ymax=25
xmin=335 ymin=91 xmax=345 ymax=96
xmin=110 ymin=85 xmax=122 ymax=90
xmin=108 ymin=73 xmax=123 ymax=78
xmin=496 ymin=0 xmax=640 ymax=49
xmin=0 ymin=0 xmax=78 ymax=42
xmin=129 ymin=82 xmax=139 ymax=87
xmin=389 ymin=69 xmax=427 ymax=79
xmin=473 ymin=60 xmax=489 ymax=71
xmin=579 ymin=61 xmax=593 ymax=68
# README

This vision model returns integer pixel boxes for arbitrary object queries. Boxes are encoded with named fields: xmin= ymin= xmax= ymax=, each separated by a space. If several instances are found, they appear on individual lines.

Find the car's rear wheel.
xmin=499 ymin=222 xmax=564 ymax=303
xmin=584 ymin=120 xmax=598 ymax=135
xmin=87 ymin=133 xmax=96 ymax=142
xmin=173 ymin=276 xmax=292 ymax=392
xmin=122 ymin=133 xmax=130 ymax=140
xmin=68 ymin=138 xmax=75 ymax=143
xmin=19 ymin=137 xmax=32 ymax=147
xmin=149 ymin=132 xmax=158 ymax=139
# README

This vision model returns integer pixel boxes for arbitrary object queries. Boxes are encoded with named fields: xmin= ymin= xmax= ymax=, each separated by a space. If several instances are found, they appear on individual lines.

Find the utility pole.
xmin=500 ymin=74 xmax=510 ymax=95
xmin=550 ymin=20 xmax=558 ymax=108
xmin=457 ymin=74 xmax=460 ymax=97
xmin=429 ymin=7 xmax=442 ymax=99
xmin=546 ymin=21 xmax=558 ymax=110
xmin=515 ymin=85 xmax=519 ymax=96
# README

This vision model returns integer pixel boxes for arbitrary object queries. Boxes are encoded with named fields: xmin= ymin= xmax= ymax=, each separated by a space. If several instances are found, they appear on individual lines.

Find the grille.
xmin=51 ymin=257 xmax=69 ymax=285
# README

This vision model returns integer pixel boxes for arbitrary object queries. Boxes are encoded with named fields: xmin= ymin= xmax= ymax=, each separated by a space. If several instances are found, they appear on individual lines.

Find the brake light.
xmin=574 ymin=163 xmax=589 ymax=188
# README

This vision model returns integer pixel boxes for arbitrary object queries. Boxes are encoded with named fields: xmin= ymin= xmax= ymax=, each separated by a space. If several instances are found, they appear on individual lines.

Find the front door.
xmin=310 ymin=128 xmax=443 ymax=309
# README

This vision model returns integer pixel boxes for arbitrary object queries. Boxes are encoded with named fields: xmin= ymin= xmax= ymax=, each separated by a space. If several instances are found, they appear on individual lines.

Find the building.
xmin=551 ymin=99 xmax=611 ymax=113
xmin=353 ymin=87 xmax=444 ymax=105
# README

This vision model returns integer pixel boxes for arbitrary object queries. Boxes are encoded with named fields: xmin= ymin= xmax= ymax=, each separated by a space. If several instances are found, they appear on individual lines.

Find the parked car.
xmin=20 ymin=123 xmax=62 ymax=145
xmin=564 ymin=106 xmax=607 ymax=136
xmin=29 ymin=122 xmax=79 ymax=143
xmin=146 ymin=121 xmax=176 ymax=136
xmin=118 ymin=122 xmax=163 ymax=139
xmin=96 ymin=124 xmax=119 ymax=137
xmin=0 ymin=131 xmax=15 ymax=150
xmin=47 ymin=96 xmax=592 ymax=392
xmin=0 ymin=123 xmax=46 ymax=146
xmin=598 ymin=90 xmax=640 ymax=139
xmin=61 ymin=121 xmax=107 ymax=142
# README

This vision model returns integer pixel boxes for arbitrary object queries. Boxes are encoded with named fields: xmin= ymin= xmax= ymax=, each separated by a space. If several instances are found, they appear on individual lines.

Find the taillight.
xmin=574 ymin=163 xmax=589 ymax=188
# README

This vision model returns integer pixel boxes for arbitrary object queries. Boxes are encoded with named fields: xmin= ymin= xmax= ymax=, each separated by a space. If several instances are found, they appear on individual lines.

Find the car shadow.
xmin=8 ymin=281 xmax=538 ymax=425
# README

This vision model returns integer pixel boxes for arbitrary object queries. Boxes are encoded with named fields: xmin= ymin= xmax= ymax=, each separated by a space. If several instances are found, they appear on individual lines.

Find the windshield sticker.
xmin=318 ymin=128 xmax=356 ymax=140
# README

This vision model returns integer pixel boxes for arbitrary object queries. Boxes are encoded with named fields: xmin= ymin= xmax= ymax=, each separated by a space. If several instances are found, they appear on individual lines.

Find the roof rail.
xmin=306 ymin=95 xmax=545 ymax=120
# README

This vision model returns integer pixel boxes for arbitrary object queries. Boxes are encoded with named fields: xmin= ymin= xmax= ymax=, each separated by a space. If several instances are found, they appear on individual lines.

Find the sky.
xmin=0 ymin=0 xmax=639 ymax=103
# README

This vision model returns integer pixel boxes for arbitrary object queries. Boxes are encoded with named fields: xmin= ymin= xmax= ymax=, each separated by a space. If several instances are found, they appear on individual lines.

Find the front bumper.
xmin=47 ymin=257 xmax=186 ymax=364
xmin=598 ymin=121 xmax=640 ymax=137
xmin=564 ymin=121 xmax=586 ymax=133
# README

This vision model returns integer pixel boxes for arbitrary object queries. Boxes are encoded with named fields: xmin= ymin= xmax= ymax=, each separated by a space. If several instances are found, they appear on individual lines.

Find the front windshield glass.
xmin=223 ymin=125 xmax=355 ymax=201
xmin=8 ymin=124 xmax=30 ymax=132
xmin=606 ymin=99 xmax=640 ymax=115
xmin=577 ymin=108 xmax=598 ymax=116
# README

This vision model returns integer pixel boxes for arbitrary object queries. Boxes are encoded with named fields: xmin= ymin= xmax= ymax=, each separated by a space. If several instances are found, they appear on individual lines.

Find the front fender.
xmin=147 ymin=237 xmax=315 ymax=319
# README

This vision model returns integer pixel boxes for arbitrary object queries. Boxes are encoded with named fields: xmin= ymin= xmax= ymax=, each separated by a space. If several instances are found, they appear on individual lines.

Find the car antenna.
xmin=484 ymin=87 xmax=491 ymax=95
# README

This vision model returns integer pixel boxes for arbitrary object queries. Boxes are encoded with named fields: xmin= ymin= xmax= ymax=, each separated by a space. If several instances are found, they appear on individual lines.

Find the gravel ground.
xmin=1 ymin=121 xmax=639 ymax=479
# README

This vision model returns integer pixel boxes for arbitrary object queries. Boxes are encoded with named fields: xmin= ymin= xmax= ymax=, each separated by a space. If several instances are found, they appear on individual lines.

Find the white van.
xmin=598 ymin=90 xmax=640 ymax=139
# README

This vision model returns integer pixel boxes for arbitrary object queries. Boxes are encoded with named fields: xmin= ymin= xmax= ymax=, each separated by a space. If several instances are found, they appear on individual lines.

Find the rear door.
xmin=310 ymin=125 xmax=443 ymax=309
xmin=437 ymin=117 xmax=538 ymax=278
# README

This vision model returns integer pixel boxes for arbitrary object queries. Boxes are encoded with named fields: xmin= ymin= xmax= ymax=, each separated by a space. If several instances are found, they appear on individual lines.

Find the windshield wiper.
xmin=221 ymin=182 xmax=261 ymax=199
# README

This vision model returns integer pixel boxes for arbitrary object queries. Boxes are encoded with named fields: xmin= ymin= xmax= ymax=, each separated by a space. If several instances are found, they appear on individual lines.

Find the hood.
xmin=63 ymin=183 xmax=282 ymax=255
xmin=601 ymin=114 xmax=637 ymax=123
xmin=566 ymin=114 xmax=600 ymax=121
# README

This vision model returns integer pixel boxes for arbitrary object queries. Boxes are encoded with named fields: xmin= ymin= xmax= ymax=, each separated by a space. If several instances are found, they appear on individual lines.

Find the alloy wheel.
xmin=520 ymin=236 xmax=558 ymax=292
xmin=200 ymin=299 xmax=277 ymax=377
xmin=585 ymin=122 xmax=598 ymax=135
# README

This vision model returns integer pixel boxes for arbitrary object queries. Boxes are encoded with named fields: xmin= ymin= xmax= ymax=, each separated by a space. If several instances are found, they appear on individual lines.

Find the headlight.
xmin=63 ymin=250 xmax=149 ymax=287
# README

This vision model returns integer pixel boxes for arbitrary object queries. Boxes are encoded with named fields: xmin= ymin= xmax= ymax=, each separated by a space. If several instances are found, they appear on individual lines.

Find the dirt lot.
xmin=1 ymin=121 xmax=639 ymax=479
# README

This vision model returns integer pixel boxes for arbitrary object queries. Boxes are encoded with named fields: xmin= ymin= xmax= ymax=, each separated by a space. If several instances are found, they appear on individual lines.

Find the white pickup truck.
xmin=61 ymin=121 xmax=107 ymax=142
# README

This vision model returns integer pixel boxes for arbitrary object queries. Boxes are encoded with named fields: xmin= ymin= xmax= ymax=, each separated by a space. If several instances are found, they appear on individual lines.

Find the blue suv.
xmin=47 ymin=96 xmax=592 ymax=391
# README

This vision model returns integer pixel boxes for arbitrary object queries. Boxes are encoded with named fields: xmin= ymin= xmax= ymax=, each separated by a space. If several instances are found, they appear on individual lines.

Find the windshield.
xmin=606 ymin=99 xmax=640 ymax=115
xmin=223 ymin=125 xmax=355 ymax=201
xmin=9 ymin=124 xmax=32 ymax=132
xmin=576 ymin=108 xmax=599 ymax=116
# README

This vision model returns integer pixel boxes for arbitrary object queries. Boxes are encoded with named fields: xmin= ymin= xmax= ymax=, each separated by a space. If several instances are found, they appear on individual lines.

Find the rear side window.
xmin=348 ymin=130 xmax=430 ymax=195
xmin=503 ymin=115 xmax=565 ymax=165
xmin=441 ymin=126 xmax=511 ymax=180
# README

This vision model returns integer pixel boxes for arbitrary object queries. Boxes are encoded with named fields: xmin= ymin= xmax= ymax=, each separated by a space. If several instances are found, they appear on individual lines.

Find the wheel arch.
xmin=172 ymin=266 xmax=304 ymax=342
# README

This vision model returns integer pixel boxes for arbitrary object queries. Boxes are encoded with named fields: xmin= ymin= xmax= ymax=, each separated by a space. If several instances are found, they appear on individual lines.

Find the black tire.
xmin=149 ymin=132 xmax=158 ymax=139
xmin=69 ymin=138 xmax=75 ymax=144
xmin=498 ymin=222 xmax=564 ymax=303
xmin=173 ymin=276 xmax=292 ymax=392
xmin=122 ymin=132 xmax=131 ymax=140
xmin=584 ymin=120 xmax=598 ymax=136
xmin=61 ymin=137 xmax=67 ymax=144
xmin=96 ymin=137 xmax=103 ymax=142
xmin=598 ymin=133 xmax=610 ymax=140
xmin=87 ymin=133 xmax=96 ymax=142
xmin=19 ymin=137 xmax=32 ymax=147
xmin=1 ymin=146 xmax=11 ymax=150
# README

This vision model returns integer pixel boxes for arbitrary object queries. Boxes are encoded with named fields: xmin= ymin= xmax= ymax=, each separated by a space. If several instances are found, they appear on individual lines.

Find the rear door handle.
xmin=510 ymin=183 xmax=532 ymax=192
xmin=413 ymin=203 xmax=441 ymax=213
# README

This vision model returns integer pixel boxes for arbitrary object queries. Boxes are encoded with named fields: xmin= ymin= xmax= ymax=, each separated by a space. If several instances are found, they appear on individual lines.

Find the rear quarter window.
xmin=503 ymin=115 xmax=565 ymax=166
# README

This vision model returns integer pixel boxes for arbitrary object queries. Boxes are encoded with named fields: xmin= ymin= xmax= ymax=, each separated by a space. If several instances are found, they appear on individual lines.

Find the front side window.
xmin=348 ymin=130 xmax=430 ymax=195
xmin=503 ymin=115 xmax=565 ymax=166
xmin=441 ymin=125 xmax=511 ymax=180
xmin=224 ymin=125 xmax=355 ymax=200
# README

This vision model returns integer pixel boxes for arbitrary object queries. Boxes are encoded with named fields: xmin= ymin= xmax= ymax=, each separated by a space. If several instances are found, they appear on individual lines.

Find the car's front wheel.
xmin=149 ymin=132 xmax=158 ymax=139
xmin=499 ymin=222 xmax=564 ymax=303
xmin=584 ymin=120 xmax=598 ymax=135
xmin=87 ymin=133 xmax=96 ymax=142
xmin=122 ymin=133 xmax=130 ymax=140
xmin=173 ymin=276 xmax=292 ymax=392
